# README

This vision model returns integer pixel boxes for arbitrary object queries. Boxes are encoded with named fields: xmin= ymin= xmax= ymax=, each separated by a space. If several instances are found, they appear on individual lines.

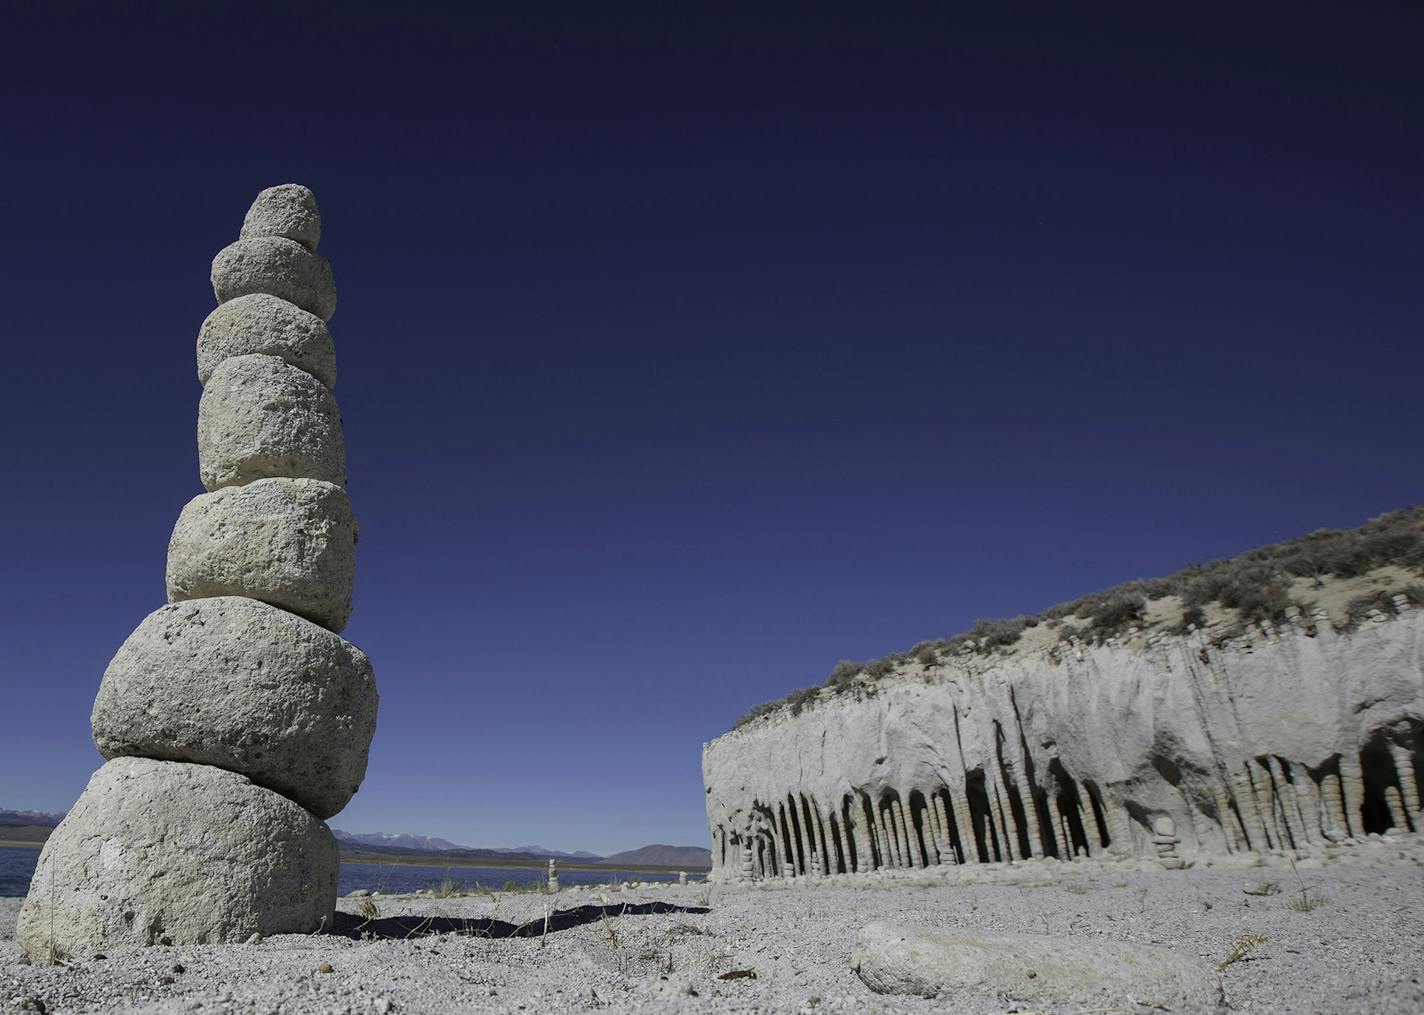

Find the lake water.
xmin=1 ymin=847 xmax=36 ymax=896
xmin=337 ymin=861 xmax=684 ymax=894
xmin=1 ymin=846 xmax=687 ymax=898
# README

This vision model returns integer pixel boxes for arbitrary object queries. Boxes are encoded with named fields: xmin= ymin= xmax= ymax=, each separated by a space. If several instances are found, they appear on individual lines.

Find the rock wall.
xmin=703 ymin=603 xmax=1424 ymax=880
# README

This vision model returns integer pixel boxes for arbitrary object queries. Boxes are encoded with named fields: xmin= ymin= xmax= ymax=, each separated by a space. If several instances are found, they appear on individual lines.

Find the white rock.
xmin=705 ymin=611 xmax=1424 ymax=868
xmin=92 ymin=597 xmax=377 ymax=818
xmin=198 ymin=354 xmax=345 ymax=491
xmin=212 ymin=236 xmax=336 ymax=321
xmin=851 ymin=922 xmax=1220 ymax=1009
xmin=15 ymin=758 xmax=337 ymax=960
xmin=240 ymin=184 xmax=321 ymax=250
xmin=198 ymin=294 xmax=337 ymax=389
xmin=166 ymin=478 xmax=357 ymax=632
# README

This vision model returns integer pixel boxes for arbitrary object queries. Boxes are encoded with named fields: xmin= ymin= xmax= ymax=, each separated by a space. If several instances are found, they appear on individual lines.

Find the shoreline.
xmin=338 ymin=851 xmax=710 ymax=874
xmin=4 ymin=842 xmax=1421 ymax=1013
xmin=2 ymin=839 xmax=710 ymax=875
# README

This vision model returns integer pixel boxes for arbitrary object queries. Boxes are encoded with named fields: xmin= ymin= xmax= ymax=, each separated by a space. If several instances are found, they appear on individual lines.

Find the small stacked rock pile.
xmin=1150 ymin=816 xmax=1183 ymax=868
xmin=17 ymin=185 xmax=377 ymax=961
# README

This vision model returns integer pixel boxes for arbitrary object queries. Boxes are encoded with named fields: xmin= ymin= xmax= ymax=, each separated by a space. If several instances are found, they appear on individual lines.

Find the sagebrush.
xmin=734 ymin=507 xmax=1424 ymax=728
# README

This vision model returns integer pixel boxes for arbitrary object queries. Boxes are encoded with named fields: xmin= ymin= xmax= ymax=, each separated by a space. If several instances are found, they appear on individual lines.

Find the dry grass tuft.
xmin=1242 ymin=881 xmax=1280 ymax=896
xmin=667 ymin=922 xmax=713 ymax=936
xmin=1217 ymin=934 xmax=1268 ymax=971
xmin=1285 ymin=852 xmax=1325 ymax=911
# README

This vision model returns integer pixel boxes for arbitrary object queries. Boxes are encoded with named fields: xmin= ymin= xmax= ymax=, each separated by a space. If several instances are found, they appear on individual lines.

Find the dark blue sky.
xmin=1 ymin=4 xmax=1419 ymax=853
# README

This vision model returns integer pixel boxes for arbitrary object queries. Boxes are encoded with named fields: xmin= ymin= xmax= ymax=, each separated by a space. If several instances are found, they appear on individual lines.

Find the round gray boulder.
xmin=92 ymin=597 xmax=377 ymax=818
xmin=198 ymin=354 xmax=346 ymax=491
xmin=240 ymin=183 xmax=321 ymax=249
xmin=212 ymin=236 xmax=336 ymax=321
xmin=16 ymin=757 xmax=337 ymax=960
xmin=198 ymin=293 xmax=337 ymax=389
xmin=166 ymin=478 xmax=357 ymax=632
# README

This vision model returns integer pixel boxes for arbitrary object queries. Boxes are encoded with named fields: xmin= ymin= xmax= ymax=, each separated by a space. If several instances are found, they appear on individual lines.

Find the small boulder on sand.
xmin=851 ymin=922 xmax=1221 ymax=1010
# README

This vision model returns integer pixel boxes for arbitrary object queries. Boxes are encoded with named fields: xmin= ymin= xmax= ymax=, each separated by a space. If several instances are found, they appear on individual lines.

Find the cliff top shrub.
xmin=730 ymin=506 xmax=1424 ymax=730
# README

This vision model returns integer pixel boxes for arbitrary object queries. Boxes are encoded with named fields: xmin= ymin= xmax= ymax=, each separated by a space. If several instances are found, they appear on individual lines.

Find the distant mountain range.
xmin=337 ymin=839 xmax=711 ymax=870
xmin=2 ymin=809 xmax=709 ymax=869
xmin=495 ymin=845 xmax=604 ymax=861
xmin=331 ymin=830 xmax=466 ymax=852
xmin=0 ymin=809 xmax=64 ymax=844
xmin=600 ymin=844 xmax=713 ymax=867
xmin=331 ymin=830 xmax=603 ymax=860
xmin=0 ymin=810 xmax=64 ymax=827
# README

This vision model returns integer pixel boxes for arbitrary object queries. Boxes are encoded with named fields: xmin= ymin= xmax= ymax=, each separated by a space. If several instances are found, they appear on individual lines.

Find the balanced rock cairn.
xmin=18 ymin=185 xmax=377 ymax=960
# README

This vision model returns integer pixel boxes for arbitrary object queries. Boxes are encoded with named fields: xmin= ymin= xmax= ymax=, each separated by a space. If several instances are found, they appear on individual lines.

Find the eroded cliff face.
xmin=703 ymin=601 xmax=1423 ymax=880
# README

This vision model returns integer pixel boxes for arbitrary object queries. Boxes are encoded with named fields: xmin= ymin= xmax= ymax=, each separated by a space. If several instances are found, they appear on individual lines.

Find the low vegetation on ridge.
xmin=734 ymin=507 xmax=1424 ymax=729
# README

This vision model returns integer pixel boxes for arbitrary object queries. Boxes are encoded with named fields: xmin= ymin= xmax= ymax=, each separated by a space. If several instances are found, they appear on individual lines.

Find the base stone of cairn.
xmin=16 ymin=758 xmax=337 ymax=960
xmin=166 ymin=477 xmax=357 ymax=633
xmin=19 ymin=184 xmax=369 ymax=961
xmin=92 ymin=596 xmax=376 ymax=819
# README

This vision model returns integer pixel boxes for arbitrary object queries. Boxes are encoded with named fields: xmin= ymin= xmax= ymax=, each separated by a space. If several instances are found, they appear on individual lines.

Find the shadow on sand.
xmin=330 ymin=901 xmax=711 ymax=940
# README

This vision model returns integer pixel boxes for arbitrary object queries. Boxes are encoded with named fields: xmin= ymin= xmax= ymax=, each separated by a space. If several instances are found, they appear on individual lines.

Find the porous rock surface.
xmin=198 ymin=353 xmax=346 ymax=491
xmin=851 ymin=921 xmax=1221 ymax=1008
xmin=212 ymin=235 xmax=337 ymax=321
xmin=167 ymin=478 xmax=357 ymax=632
xmin=15 ymin=757 xmax=337 ymax=960
xmin=198 ymin=293 xmax=337 ymax=389
xmin=705 ymin=604 xmax=1424 ymax=879
xmin=240 ymin=183 xmax=321 ymax=250
xmin=92 ymin=597 xmax=377 ymax=819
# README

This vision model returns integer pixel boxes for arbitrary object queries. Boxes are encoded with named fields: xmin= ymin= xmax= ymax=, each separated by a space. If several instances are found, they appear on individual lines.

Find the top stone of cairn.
xmin=240 ymin=184 xmax=321 ymax=250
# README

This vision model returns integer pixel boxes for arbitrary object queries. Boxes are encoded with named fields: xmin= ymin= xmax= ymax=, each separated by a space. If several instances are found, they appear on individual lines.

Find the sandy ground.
xmin=4 ymin=837 xmax=1422 ymax=1014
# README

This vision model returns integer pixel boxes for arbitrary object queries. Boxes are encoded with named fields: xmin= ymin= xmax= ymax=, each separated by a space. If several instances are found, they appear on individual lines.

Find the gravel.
xmin=4 ymin=836 xmax=1421 ymax=1014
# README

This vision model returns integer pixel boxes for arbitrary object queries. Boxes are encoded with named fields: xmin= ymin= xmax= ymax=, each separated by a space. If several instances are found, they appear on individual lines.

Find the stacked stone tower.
xmin=17 ymin=185 xmax=377 ymax=960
